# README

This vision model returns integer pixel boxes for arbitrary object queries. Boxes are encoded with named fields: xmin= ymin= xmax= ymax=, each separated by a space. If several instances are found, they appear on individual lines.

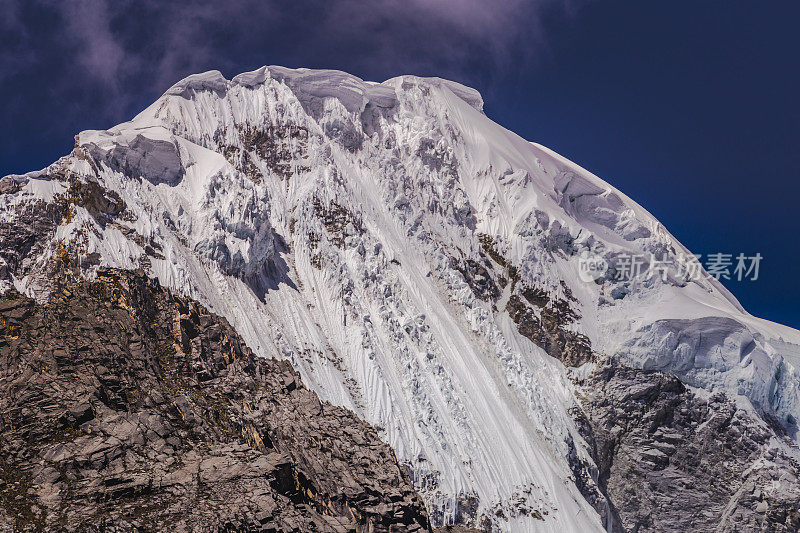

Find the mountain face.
xmin=2 ymin=65 xmax=799 ymax=531
xmin=0 ymin=268 xmax=430 ymax=532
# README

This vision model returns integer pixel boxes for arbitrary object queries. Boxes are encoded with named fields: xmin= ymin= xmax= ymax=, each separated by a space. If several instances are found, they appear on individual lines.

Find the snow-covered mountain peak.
xmin=4 ymin=65 xmax=800 ymax=532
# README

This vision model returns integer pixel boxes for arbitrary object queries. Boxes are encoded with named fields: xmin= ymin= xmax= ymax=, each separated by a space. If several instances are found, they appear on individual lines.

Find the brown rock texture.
xmin=0 ymin=269 xmax=431 ymax=532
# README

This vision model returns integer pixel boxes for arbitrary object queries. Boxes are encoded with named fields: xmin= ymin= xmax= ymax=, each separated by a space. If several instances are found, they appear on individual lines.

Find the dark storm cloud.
xmin=0 ymin=0 xmax=585 ymax=126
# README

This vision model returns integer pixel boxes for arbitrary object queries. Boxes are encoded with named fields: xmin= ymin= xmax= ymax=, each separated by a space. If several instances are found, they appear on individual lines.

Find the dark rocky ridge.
xmin=0 ymin=269 xmax=431 ymax=532
xmin=456 ymin=233 xmax=593 ymax=368
xmin=573 ymin=361 xmax=800 ymax=532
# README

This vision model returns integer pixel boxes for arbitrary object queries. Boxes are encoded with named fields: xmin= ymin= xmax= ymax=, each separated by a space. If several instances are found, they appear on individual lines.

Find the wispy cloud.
xmin=59 ymin=0 xmax=126 ymax=87
xmin=1 ymin=0 xmax=588 ymax=130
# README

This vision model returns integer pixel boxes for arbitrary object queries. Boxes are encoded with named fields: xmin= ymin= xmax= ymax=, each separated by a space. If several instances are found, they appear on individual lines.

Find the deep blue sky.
xmin=1 ymin=0 xmax=798 ymax=329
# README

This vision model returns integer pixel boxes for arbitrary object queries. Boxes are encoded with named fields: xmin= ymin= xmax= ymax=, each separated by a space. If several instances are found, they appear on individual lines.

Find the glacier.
xmin=2 ymin=65 xmax=800 ymax=531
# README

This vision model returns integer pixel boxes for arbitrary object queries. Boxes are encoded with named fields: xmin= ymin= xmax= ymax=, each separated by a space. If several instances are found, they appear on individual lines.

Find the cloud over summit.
xmin=0 ymin=0 xmax=583 ymax=127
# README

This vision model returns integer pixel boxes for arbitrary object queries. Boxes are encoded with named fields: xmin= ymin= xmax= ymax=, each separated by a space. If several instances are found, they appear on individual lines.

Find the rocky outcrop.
xmin=0 ymin=196 xmax=61 ymax=289
xmin=0 ymin=269 xmax=430 ymax=532
xmin=573 ymin=361 xmax=800 ymax=532
xmin=506 ymin=290 xmax=593 ymax=368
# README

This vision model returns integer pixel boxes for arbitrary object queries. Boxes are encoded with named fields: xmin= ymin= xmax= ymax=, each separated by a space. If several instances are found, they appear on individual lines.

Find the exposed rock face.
xmin=0 ymin=269 xmax=430 ymax=532
xmin=0 ymin=197 xmax=60 ymax=289
xmin=505 ymin=290 xmax=592 ymax=368
xmin=574 ymin=362 xmax=800 ymax=532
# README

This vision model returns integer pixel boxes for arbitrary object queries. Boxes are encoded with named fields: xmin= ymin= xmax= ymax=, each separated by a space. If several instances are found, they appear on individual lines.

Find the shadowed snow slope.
xmin=3 ymin=66 xmax=799 ymax=532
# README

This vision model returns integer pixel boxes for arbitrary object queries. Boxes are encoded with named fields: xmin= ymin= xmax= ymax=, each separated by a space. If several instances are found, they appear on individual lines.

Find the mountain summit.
xmin=2 ymin=66 xmax=799 ymax=532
